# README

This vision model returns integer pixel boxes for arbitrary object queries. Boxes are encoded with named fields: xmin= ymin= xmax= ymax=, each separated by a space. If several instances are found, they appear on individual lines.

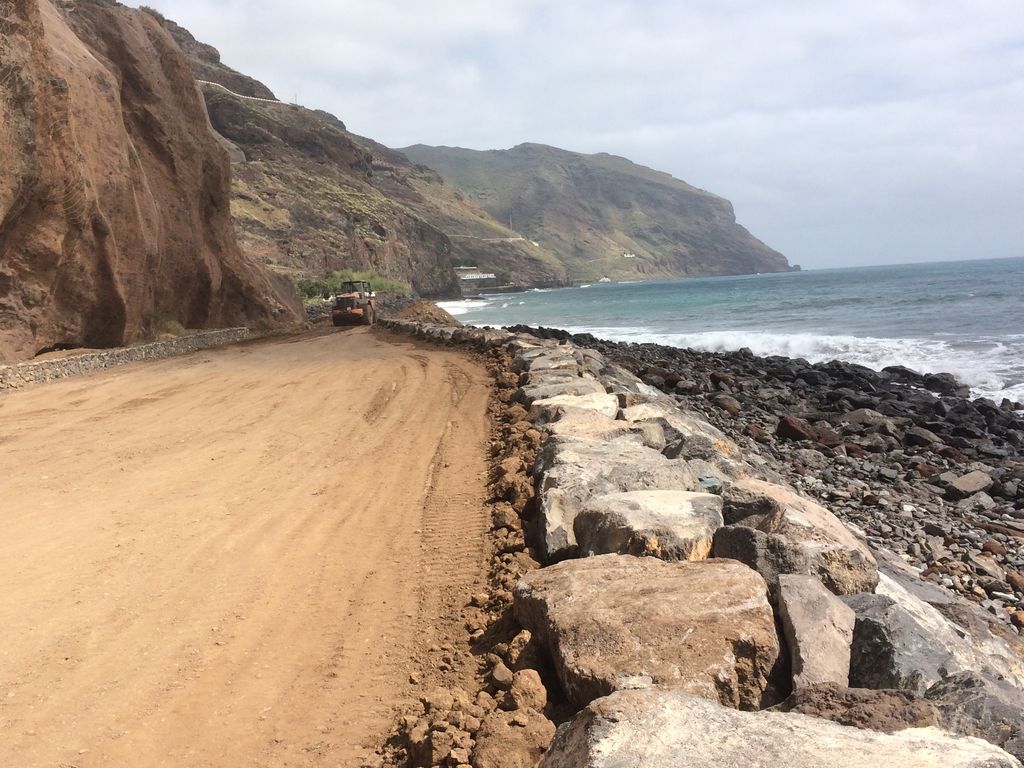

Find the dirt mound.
xmin=0 ymin=0 xmax=296 ymax=362
xmin=393 ymin=301 xmax=461 ymax=326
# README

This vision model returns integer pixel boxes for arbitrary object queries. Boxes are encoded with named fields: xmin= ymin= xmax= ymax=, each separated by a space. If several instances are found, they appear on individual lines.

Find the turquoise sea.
xmin=440 ymin=257 xmax=1024 ymax=401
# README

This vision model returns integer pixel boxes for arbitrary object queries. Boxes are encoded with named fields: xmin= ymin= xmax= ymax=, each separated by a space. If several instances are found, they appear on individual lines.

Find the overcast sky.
xmin=133 ymin=0 xmax=1023 ymax=269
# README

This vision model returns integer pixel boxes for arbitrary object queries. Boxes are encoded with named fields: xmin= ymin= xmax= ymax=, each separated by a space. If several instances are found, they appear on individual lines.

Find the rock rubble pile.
xmin=381 ymin=319 xmax=1024 ymax=767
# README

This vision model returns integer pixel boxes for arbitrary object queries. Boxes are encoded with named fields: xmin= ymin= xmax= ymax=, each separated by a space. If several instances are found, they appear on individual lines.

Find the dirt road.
xmin=0 ymin=327 xmax=492 ymax=767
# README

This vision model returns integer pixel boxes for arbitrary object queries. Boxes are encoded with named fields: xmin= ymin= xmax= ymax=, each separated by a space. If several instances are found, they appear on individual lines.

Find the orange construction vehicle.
xmin=330 ymin=280 xmax=377 ymax=326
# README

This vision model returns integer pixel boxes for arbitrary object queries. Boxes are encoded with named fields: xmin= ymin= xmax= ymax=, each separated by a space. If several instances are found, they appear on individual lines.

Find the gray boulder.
xmin=593 ymin=363 xmax=665 ymax=407
xmin=513 ymin=555 xmax=780 ymax=710
xmin=777 ymin=574 xmax=856 ymax=688
xmin=876 ymin=574 xmax=1024 ymax=691
xmin=844 ymin=591 xmax=959 ymax=694
xmin=712 ymin=479 xmax=878 ymax=596
xmin=713 ymin=524 xmax=812 ymax=596
xmin=574 ymin=490 xmax=723 ymax=561
xmin=539 ymin=689 xmax=1020 ymax=768
xmin=947 ymin=470 xmax=995 ymax=500
xmin=926 ymin=672 xmax=1024 ymax=761
xmin=534 ymin=436 xmax=698 ymax=562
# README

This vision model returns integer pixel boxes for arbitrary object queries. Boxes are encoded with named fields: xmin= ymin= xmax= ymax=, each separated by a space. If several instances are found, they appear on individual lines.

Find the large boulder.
xmin=528 ymin=392 xmax=620 ymax=422
xmin=539 ymin=689 xmax=1019 ymax=768
xmin=777 ymin=574 xmax=856 ymax=688
xmin=544 ymin=407 xmax=666 ymax=450
xmin=926 ymin=672 xmax=1024 ymax=761
xmin=513 ymin=555 xmax=780 ymax=710
xmin=621 ymin=402 xmax=738 ymax=454
xmin=533 ymin=436 xmax=698 ymax=562
xmin=875 ymin=574 xmax=1024 ymax=690
xmin=713 ymin=524 xmax=811 ymax=596
xmin=599 ymin=364 xmax=666 ymax=407
xmin=843 ymin=574 xmax=1024 ymax=696
xmin=713 ymin=478 xmax=878 ymax=595
xmin=519 ymin=376 xmax=607 ymax=403
xmin=844 ymin=591 xmax=960 ymax=694
xmin=525 ymin=350 xmax=580 ymax=373
xmin=573 ymin=490 xmax=723 ymax=561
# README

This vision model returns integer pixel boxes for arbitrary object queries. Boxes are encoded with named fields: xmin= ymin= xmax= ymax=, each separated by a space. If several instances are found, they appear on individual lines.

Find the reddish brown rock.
xmin=777 ymin=415 xmax=817 ymax=442
xmin=472 ymin=709 xmax=555 ymax=768
xmin=814 ymin=425 xmax=843 ymax=448
xmin=773 ymin=683 xmax=940 ymax=732
xmin=982 ymin=539 xmax=1008 ymax=557
xmin=0 ymin=0 xmax=295 ymax=361
xmin=746 ymin=422 xmax=771 ymax=443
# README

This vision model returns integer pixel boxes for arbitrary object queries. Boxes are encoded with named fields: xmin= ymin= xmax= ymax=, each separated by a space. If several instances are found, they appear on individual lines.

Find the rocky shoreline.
xmin=508 ymin=325 xmax=1024 ymax=626
xmin=379 ymin=318 xmax=1023 ymax=767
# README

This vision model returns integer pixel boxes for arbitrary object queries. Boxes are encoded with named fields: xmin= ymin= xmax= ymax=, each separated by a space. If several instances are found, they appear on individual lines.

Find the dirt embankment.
xmin=0 ymin=0 xmax=294 ymax=363
xmin=0 ymin=327 xmax=492 ymax=767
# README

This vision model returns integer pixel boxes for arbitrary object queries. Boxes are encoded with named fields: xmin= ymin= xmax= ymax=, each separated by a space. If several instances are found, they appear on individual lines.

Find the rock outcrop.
xmin=0 ymin=0 xmax=294 ymax=362
xmin=158 ymin=17 xmax=568 ymax=293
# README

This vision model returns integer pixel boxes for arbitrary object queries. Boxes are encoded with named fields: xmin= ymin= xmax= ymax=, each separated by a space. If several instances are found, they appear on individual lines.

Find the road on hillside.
xmin=0 ymin=327 xmax=491 ymax=767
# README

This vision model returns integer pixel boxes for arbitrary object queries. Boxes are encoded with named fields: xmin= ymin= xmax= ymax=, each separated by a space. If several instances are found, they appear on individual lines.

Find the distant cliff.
xmin=162 ymin=21 xmax=572 ymax=297
xmin=402 ymin=143 xmax=795 ymax=282
xmin=0 ymin=0 xmax=295 ymax=362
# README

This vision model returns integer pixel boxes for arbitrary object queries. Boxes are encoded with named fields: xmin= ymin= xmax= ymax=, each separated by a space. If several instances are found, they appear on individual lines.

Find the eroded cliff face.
xmin=163 ymin=18 xmax=562 ymax=296
xmin=0 ymin=0 xmax=295 ymax=362
xmin=402 ymin=143 xmax=796 ymax=282
xmin=201 ymin=91 xmax=462 ymax=298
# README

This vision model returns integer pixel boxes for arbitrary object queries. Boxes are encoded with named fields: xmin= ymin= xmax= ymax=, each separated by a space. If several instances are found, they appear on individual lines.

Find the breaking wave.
xmin=560 ymin=327 xmax=1024 ymax=401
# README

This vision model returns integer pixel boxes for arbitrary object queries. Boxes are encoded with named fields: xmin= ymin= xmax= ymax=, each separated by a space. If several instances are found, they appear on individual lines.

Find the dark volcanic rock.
xmin=926 ymin=672 xmax=1024 ymax=761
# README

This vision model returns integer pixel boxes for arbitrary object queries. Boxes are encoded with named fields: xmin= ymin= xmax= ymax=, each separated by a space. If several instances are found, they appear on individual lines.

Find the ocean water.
xmin=439 ymin=258 xmax=1024 ymax=401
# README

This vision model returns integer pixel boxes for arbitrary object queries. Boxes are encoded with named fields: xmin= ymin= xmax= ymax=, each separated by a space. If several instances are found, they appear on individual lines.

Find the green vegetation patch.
xmin=296 ymin=270 xmax=410 ymax=302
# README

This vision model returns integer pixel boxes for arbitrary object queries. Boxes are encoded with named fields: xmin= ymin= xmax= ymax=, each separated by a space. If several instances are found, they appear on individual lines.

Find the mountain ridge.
xmin=401 ymin=142 xmax=795 ymax=282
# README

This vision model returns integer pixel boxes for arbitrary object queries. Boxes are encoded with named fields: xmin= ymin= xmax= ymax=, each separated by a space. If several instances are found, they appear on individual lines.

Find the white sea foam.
xmin=558 ymin=326 xmax=1024 ymax=401
xmin=436 ymin=299 xmax=493 ymax=316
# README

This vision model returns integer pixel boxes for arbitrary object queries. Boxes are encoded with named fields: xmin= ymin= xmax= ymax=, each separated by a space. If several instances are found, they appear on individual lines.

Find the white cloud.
xmin=134 ymin=0 xmax=1024 ymax=267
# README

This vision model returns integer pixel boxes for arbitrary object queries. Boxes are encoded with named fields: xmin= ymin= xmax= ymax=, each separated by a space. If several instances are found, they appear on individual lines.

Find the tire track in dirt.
xmin=0 ymin=326 xmax=491 ymax=767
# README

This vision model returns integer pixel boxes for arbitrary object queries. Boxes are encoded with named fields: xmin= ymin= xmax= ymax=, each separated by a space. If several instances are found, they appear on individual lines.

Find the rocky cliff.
xmin=162 ymin=20 xmax=566 ymax=296
xmin=0 ymin=0 xmax=295 ymax=362
xmin=401 ymin=143 xmax=796 ymax=282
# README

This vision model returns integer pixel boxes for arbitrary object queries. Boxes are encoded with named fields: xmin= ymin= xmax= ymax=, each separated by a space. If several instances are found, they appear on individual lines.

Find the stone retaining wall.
xmin=0 ymin=328 xmax=251 ymax=390
xmin=382 ymin=318 xmax=1024 ymax=766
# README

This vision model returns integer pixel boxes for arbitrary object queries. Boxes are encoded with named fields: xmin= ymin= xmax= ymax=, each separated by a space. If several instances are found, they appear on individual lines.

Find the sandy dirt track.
xmin=0 ymin=327 xmax=492 ymax=767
